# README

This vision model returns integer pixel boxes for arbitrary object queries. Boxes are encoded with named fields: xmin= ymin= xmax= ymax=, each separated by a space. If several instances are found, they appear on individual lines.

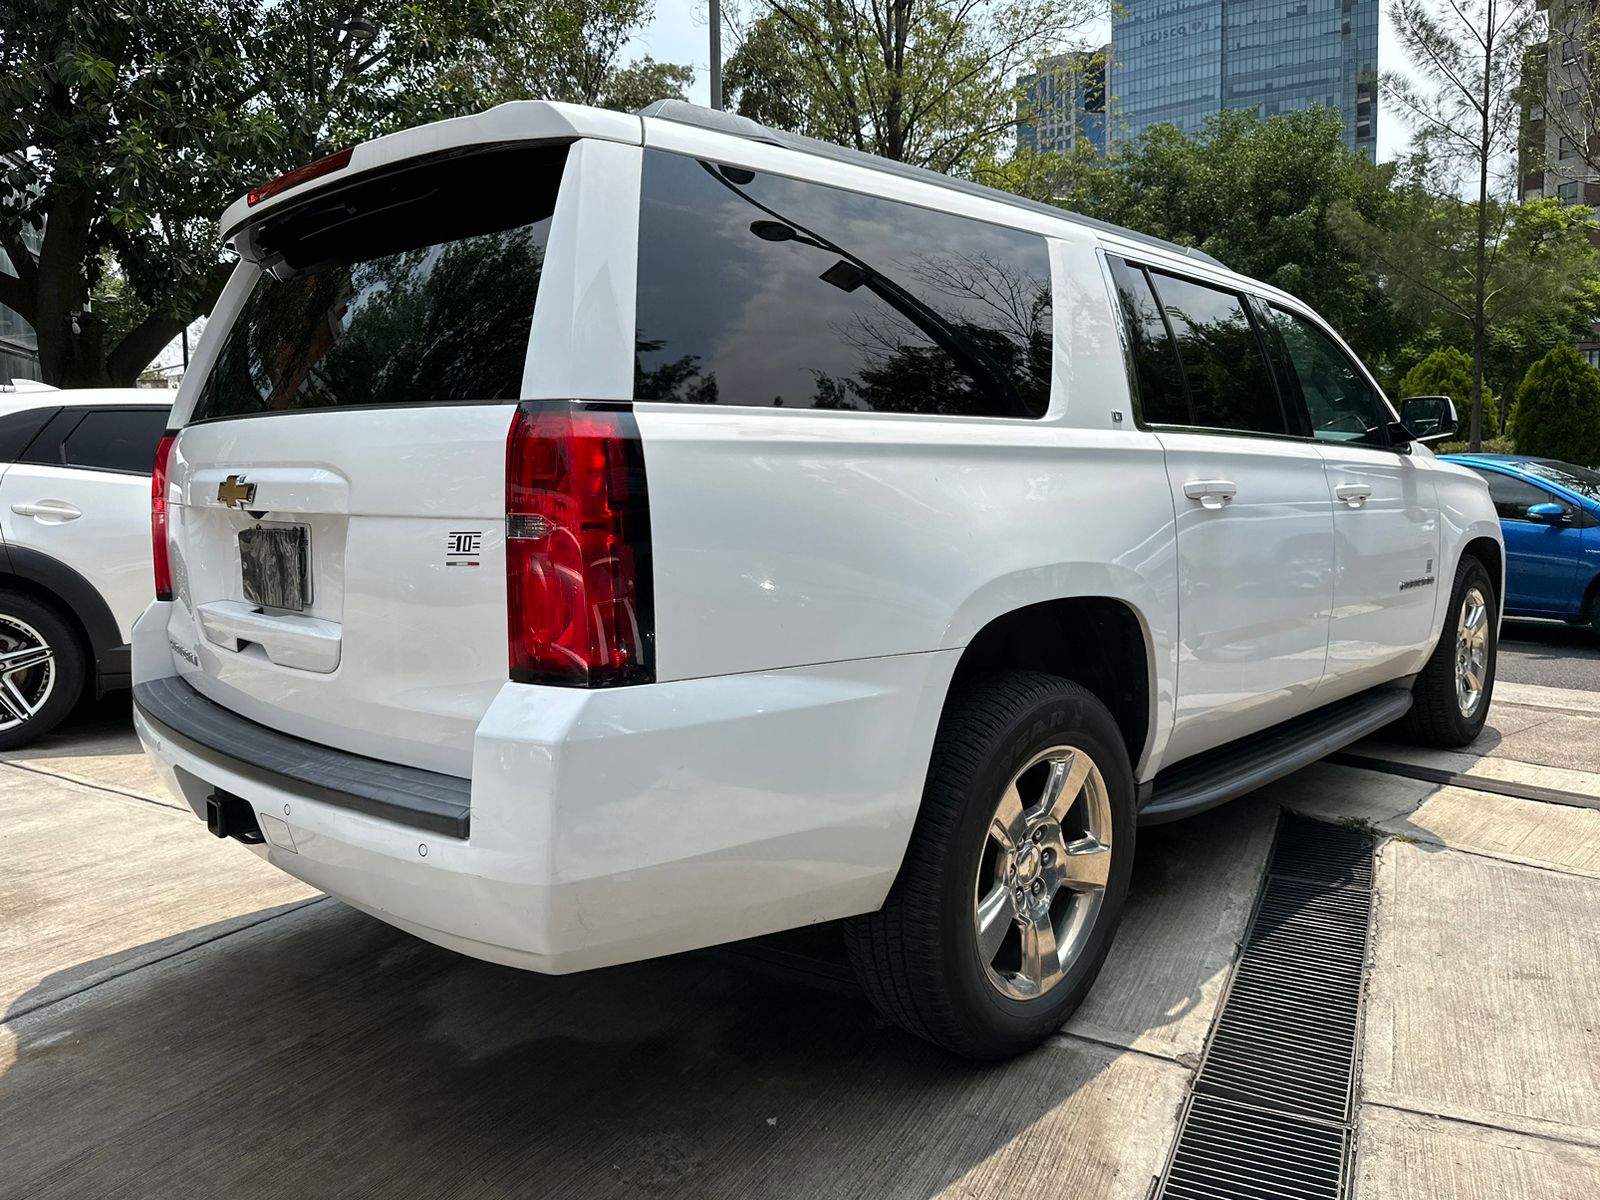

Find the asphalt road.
xmin=1499 ymin=617 xmax=1600 ymax=692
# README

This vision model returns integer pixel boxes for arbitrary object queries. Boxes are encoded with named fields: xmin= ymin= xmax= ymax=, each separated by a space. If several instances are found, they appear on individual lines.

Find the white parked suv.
xmin=0 ymin=385 xmax=171 ymax=746
xmin=132 ymin=101 xmax=1503 ymax=1058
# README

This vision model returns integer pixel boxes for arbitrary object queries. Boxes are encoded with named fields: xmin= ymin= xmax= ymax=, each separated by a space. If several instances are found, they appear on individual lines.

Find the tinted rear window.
xmin=634 ymin=150 xmax=1053 ymax=418
xmin=1148 ymin=272 xmax=1285 ymax=436
xmin=191 ymin=145 xmax=565 ymax=422
xmin=62 ymin=407 xmax=170 ymax=473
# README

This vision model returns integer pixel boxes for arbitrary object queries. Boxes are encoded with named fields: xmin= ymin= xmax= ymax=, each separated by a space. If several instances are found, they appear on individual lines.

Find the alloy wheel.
xmin=1454 ymin=585 xmax=1489 ymax=718
xmin=0 ymin=613 xmax=55 ymax=731
xmin=973 ymin=745 xmax=1113 ymax=1001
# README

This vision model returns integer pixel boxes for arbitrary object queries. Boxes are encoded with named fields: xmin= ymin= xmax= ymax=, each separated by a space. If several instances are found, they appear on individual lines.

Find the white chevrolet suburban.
xmin=132 ymin=100 xmax=1503 ymax=1059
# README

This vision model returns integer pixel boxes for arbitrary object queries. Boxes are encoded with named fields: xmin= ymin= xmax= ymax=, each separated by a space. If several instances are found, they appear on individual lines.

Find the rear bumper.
xmin=132 ymin=603 xmax=956 ymax=974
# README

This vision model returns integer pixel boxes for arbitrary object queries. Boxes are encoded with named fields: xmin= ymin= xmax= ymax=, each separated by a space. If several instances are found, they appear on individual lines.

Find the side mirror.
xmin=1527 ymin=502 xmax=1568 ymax=525
xmin=1400 ymin=395 xmax=1459 ymax=444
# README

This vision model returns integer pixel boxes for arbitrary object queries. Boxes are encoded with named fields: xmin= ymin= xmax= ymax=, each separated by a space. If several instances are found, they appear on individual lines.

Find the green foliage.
xmin=980 ymin=108 xmax=1408 ymax=371
xmin=1510 ymin=345 xmax=1600 ymax=467
xmin=0 ymin=0 xmax=687 ymax=385
xmin=1436 ymin=436 xmax=1517 ymax=455
xmin=725 ymin=0 xmax=1097 ymax=173
xmin=1398 ymin=347 xmax=1500 ymax=434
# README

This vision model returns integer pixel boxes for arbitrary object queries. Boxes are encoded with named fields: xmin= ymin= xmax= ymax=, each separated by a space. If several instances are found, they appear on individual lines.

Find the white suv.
xmin=0 ymin=386 xmax=171 ymax=746
xmin=132 ymin=101 xmax=1503 ymax=1058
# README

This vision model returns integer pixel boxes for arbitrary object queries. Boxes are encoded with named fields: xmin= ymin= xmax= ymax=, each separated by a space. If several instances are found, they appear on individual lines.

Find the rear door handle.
xmin=1183 ymin=479 xmax=1237 ymax=510
xmin=11 ymin=500 xmax=82 ymax=521
xmin=1334 ymin=484 xmax=1373 ymax=509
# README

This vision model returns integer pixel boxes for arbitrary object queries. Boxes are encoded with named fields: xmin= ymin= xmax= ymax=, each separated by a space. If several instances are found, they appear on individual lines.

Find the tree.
xmin=1339 ymin=181 xmax=1600 ymax=411
xmin=0 ymin=0 xmax=687 ymax=387
xmin=980 ymin=108 xmax=1410 ymax=372
xmin=1398 ymin=347 xmax=1501 ymax=432
xmin=1384 ymin=0 xmax=1546 ymax=449
xmin=455 ymin=0 xmax=693 ymax=114
xmin=1510 ymin=342 xmax=1600 ymax=464
xmin=723 ymin=0 xmax=1099 ymax=174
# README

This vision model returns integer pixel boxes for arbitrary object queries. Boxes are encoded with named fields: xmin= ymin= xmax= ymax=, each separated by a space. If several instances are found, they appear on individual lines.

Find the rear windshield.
xmin=191 ymin=144 xmax=566 ymax=423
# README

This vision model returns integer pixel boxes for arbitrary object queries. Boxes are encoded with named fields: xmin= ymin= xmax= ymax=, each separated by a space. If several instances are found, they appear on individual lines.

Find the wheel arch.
xmin=1459 ymin=535 xmax=1504 ymax=613
xmin=0 ymin=544 xmax=121 ymax=671
xmin=944 ymin=596 xmax=1157 ymax=779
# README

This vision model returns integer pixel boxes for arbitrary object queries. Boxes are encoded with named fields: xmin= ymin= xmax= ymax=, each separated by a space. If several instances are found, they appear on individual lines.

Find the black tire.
xmin=1398 ymin=556 xmax=1498 ymax=748
xmin=0 ymin=589 xmax=86 ymax=750
xmin=1588 ymin=586 xmax=1600 ymax=642
xmin=844 ymin=672 xmax=1136 ymax=1059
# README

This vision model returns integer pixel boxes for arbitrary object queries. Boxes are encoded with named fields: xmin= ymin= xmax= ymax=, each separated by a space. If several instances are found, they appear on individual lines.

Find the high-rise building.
xmin=1017 ymin=46 xmax=1111 ymax=156
xmin=1519 ymin=0 xmax=1600 ymax=369
xmin=1109 ymin=0 xmax=1378 ymax=156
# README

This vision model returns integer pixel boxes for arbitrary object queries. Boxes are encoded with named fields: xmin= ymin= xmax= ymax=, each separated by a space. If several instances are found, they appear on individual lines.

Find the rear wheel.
xmin=0 ymin=590 xmax=86 ymax=750
xmin=845 ymin=672 xmax=1135 ymax=1059
xmin=1398 ymin=557 xmax=1497 ymax=748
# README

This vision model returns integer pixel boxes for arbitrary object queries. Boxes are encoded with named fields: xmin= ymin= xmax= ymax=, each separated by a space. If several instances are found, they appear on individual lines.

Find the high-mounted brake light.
xmin=151 ymin=433 xmax=177 ymax=601
xmin=505 ymin=404 xmax=653 ymax=687
xmin=247 ymin=147 xmax=354 ymax=207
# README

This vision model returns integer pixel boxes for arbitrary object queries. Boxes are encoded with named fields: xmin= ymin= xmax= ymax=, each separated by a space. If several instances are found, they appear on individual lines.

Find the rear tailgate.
xmin=163 ymin=140 xmax=572 ymax=777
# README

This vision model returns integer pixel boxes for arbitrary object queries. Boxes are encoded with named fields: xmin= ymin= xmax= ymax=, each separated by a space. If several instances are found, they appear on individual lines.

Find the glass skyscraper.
xmin=1110 ymin=0 xmax=1378 ymax=155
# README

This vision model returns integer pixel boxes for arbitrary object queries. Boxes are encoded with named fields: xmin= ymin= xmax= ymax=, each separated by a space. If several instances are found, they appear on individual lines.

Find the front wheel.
xmin=845 ymin=672 xmax=1136 ymax=1059
xmin=1398 ymin=556 xmax=1498 ymax=748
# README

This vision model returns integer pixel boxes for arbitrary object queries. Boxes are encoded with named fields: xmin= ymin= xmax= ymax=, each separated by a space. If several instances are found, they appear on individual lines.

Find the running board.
xmin=1139 ymin=687 xmax=1414 ymax=825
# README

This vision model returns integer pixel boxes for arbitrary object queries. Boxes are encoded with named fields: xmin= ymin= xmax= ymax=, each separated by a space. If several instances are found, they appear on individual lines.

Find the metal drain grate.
xmin=1161 ymin=1095 xmax=1347 ymax=1200
xmin=1156 ymin=814 xmax=1374 ymax=1200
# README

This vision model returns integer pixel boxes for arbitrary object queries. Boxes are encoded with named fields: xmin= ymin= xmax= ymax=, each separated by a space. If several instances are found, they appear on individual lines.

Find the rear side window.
xmin=191 ymin=145 xmax=566 ymax=422
xmin=0 ymin=405 xmax=57 ymax=461
xmin=62 ymin=407 xmax=170 ymax=473
xmin=634 ymin=151 xmax=1053 ymax=418
xmin=1148 ymin=272 xmax=1284 ymax=436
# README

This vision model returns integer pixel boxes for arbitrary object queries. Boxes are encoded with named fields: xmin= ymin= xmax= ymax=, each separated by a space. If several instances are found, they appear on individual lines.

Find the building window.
xmin=1559 ymin=136 xmax=1582 ymax=161
xmin=1585 ymin=348 xmax=1600 ymax=371
xmin=1559 ymin=181 xmax=1582 ymax=204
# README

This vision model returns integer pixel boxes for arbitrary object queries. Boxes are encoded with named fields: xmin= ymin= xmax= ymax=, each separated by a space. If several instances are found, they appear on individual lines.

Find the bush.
xmin=1510 ymin=344 xmax=1600 ymax=467
xmin=1436 ymin=436 xmax=1517 ymax=456
xmin=1399 ymin=347 xmax=1501 ymax=436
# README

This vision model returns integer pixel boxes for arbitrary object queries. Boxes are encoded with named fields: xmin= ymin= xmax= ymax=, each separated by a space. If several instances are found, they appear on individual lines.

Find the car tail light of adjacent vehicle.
xmin=152 ymin=433 xmax=177 ymax=602
xmin=505 ymin=403 xmax=654 ymax=687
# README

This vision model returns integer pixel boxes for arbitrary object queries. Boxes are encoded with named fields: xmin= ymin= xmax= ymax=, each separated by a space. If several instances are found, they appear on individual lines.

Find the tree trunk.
xmin=31 ymin=188 xmax=93 ymax=387
xmin=1470 ymin=0 xmax=1496 ymax=453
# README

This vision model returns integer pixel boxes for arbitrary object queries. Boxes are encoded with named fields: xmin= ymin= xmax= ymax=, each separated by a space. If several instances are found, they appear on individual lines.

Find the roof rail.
xmin=636 ymin=99 xmax=1227 ymax=270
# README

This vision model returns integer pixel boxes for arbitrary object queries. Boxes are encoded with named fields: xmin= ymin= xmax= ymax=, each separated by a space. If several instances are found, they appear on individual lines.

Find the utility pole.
xmin=710 ymin=0 xmax=723 ymax=109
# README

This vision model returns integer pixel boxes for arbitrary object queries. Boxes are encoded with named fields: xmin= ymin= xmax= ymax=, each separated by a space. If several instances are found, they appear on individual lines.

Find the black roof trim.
xmin=637 ymin=99 xmax=1227 ymax=270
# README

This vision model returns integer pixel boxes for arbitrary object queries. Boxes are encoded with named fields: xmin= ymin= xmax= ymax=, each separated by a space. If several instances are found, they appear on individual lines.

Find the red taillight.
xmin=246 ymin=147 xmax=354 ymax=207
xmin=152 ymin=433 xmax=177 ymax=601
xmin=505 ymin=404 xmax=653 ymax=687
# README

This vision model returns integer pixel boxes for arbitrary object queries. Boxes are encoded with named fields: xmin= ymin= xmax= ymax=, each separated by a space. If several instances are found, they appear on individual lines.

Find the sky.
xmin=622 ymin=0 xmax=1417 ymax=162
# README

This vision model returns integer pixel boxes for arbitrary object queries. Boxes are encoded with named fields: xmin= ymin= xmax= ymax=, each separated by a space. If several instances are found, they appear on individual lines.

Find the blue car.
xmin=1442 ymin=454 xmax=1600 ymax=634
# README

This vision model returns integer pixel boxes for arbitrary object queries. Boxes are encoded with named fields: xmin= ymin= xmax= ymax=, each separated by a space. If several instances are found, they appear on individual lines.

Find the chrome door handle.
xmin=11 ymin=500 xmax=82 ymax=521
xmin=1335 ymin=484 xmax=1373 ymax=509
xmin=1183 ymin=479 xmax=1238 ymax=510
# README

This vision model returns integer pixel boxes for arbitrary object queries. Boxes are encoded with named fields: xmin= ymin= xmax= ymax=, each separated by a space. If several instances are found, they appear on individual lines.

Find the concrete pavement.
xmin=3 ymin=681 xmax=1599 ymax=1198
xmin=1500 ymin=618 xmax=1600 ymax=692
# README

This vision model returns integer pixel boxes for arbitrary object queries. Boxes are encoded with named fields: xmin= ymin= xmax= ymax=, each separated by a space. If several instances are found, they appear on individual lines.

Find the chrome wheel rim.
xmin=1455 ymin=586 xmax=1489 ymax=718
xmin=974 ymin=745 xmax=1113 ymax=1001
xmin=0 ymin=614 xmax=55 ymax=731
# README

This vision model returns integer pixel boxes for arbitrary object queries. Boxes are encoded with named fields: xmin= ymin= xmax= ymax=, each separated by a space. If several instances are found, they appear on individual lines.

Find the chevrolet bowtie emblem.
xmin=218 ymin=475 xmax=256 ymax=509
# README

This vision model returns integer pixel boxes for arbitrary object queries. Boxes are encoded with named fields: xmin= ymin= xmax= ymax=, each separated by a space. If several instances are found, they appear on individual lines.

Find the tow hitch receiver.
xmin=206 ymin=792 xmax=265 ymax=844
